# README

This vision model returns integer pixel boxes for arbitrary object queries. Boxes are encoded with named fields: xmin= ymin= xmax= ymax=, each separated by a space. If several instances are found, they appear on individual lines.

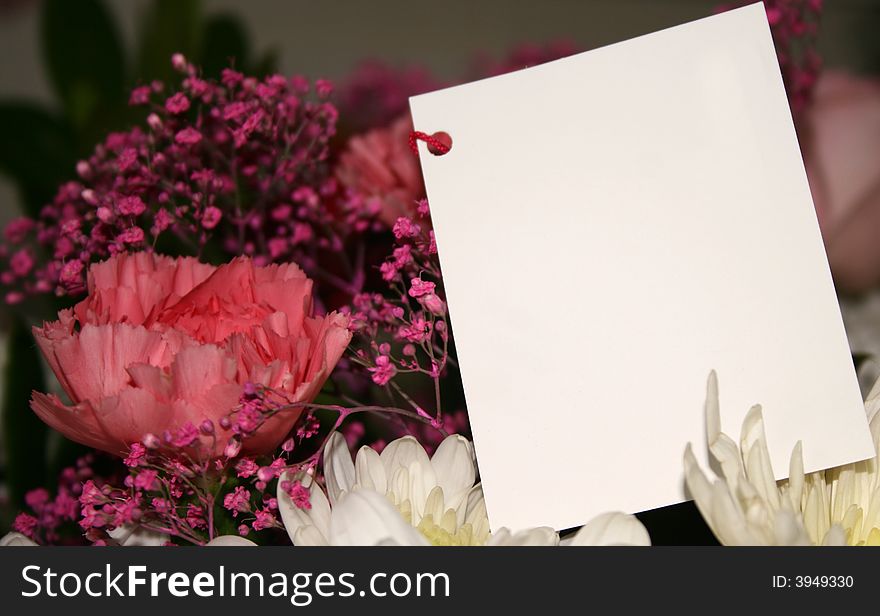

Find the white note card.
xmin=409 ymin=3 xmax=876 ymax=532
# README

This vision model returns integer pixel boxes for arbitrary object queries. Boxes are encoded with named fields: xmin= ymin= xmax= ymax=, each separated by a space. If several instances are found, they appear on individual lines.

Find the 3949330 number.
xmin=772 ymin=575 xmax=854 ymax=589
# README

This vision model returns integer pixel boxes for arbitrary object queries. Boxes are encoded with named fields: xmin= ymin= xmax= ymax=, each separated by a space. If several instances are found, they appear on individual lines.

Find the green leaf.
xmin=41 ymin=0 xmax=126 ymax=130
xmin=137 ymin=0 xmax=202 ymax=83
xmin=0 ymin=102 xmax=75 ymax=217
xmin=1 ymin=315 xmax=48 ymax=509
xmin=200 ymin=14 xmax=250 ymax=77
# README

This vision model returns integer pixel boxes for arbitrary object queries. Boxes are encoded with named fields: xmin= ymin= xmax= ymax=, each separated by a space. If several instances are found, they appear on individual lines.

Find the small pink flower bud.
xmin=81 ymin=189 xmax=97 ymax=205
xmin=281 ymin=438 xmax=295 ymax=453
xmin=171 ymin=53 xmax=187 ymax=72
xmin=147 ymin=113 xmax=162 ymax=130
xmin=96 ymin=207 xmax=113 ymax=223
xmin=76 ymin=161 xmax=91 ymax=178
xmin=224 ymin=438 xmax=242 ymax=458
xmin=199 ymin=419 xmax=214 ymax=435
xmin=420 ymin=293 xmax=446 ymax=316
xmin=142 ymin=433 xmax=161 ymax=449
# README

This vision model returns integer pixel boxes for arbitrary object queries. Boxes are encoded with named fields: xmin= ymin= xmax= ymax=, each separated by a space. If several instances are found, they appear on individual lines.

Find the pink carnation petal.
xmin=30 ymin=392 xmax=115 ymax=453
xmin=36 ymin=323 xmax=177 ymax=404
xmin=169 ymin=343 xmax=238 ymax=401
xmin=92 ymin=386 xmax=174 ymax=453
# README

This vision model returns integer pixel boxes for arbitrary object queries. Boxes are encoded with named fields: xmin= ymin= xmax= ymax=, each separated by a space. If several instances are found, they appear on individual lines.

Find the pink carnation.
xmin=30 ymin=253 xmax=351 ymax=458
xmin=335 ymin=115 xmax=425 ymax=227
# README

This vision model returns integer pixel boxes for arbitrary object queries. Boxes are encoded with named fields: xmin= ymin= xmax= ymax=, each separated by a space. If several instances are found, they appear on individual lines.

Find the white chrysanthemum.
xmin=278 ymin=432 xmax=650 ymax=546
xmin=0 ymin=525 xmax=168 ymax=547
xmin=684 ymin=371 xmax=880 ymax=546
xmin=1 ymin=532 xmax=37 ymax=546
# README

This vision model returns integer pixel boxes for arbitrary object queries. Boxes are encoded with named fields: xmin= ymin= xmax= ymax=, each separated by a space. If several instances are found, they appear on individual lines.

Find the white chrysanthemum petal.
xmin=709 ymin=480 xmax=755 ymax=545
xmin=294 ymin=524 xmax=329 ymax=546
xmin=866 ymin=376 xmax=880 ymax=424
xmin=487 ymin=527 xmax=559 ymax=546
xmin=706 ymin=372 xmax=745 ymax=487
xmin=305 ymin=476 xmax=332 ymax=540
xmin=802 ymin=482 xmax=828 ymax=545
xmin=463 ymin=484 xmax=491 ymax=543
xmin=387 ymin=465 xmax=409 ymax=510
xmin=786 ymin=441 xmax=805 ymax=514
xmin=374 ymin=537 xmax=407 ymax=546
xmin=0 ymin=532 xmax=38 ymax=546
xmin=771 ymin=509 xmax=810 ymax=545
xmin=868 ymin=403 xmax=880 ymax=444
xmin=863 ymin=490 xmax=880 ymax=542
xmin=108 ymin=525 xmax=167 ymax=546
xmin=380 ymin=436 xmax=436 ymax=519
xmin=431 ymin=434 xmax=475 ymax=509
xmin=277 ymin=471 xmax=331 ymax=545
xmin=822 ymin=524 xmax=847 ymax=546
xmin=323 ymin=432 xmax=356 ymax=506
xmin=683 ymin=444 xmax=720 ymax=533
xmin=705 ymin=371 xmax=721 ymax=443
xmin=406 ymin=460 xmax=433 ymax=523
xmin=423 ymin=485 xmax=446 ymax=524
xmin=439 ymin=508 xmax=458 ymax=534
xmin=328 ymin=489 xmax=429 ymax=546
xmin=381 ymin=436 xmax=430 ymax=476
xmin=569 ymin=512 xmax=650 ymax=546
xmin=205 ymin=535 xmax=257 ymax=546
xmin=355 ymin=445 xmax=387 ymax=494
xmin=840 ymin=504 xmax=862 ymax=541
xmin=741 ymin=405 xmax=781 ymax=512
xmin=381 ymin=436 xmax=435 ymax=487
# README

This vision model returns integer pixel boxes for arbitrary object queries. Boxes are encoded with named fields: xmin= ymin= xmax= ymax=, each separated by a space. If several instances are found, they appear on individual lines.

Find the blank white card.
xmin=409 ymin=3 xmax=876 ymax=532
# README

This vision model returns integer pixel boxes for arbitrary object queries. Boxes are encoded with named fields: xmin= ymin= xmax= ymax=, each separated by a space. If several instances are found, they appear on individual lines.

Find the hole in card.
xmin=427 ymin=131 xmax=452 ymax=155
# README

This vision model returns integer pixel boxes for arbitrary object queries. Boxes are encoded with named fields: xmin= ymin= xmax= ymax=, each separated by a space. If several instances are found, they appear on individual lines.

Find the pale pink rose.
xmin=336 ymin=115 xmax=425 ymax=227
xmin=30 ymin=253 xmax=351 ymax=458
xmin=804 ymin=71 xmax=880 ymax=292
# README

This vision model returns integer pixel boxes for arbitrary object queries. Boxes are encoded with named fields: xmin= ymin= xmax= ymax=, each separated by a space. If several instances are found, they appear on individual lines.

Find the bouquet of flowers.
xmin=2 ymin=0 xmax=878 ymax=548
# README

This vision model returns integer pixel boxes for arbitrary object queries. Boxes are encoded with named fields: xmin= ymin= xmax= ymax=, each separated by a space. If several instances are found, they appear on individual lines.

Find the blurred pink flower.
xmin=30 ymin=253 xmax=351 ymax=458
xmin=804 ymin=71 xmax=880 ymax=292
xmin=336 ymin=116 xmax=425 ymax=228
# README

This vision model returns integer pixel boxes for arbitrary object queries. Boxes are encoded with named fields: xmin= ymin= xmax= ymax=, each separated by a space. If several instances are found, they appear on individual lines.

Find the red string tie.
xmin=409 ymin=130 xmax=452 ymax=156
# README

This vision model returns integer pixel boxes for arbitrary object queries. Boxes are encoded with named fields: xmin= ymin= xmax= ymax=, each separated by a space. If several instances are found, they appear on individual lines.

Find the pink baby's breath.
xmin=165 ymin=92 xmax=191 ymax=114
